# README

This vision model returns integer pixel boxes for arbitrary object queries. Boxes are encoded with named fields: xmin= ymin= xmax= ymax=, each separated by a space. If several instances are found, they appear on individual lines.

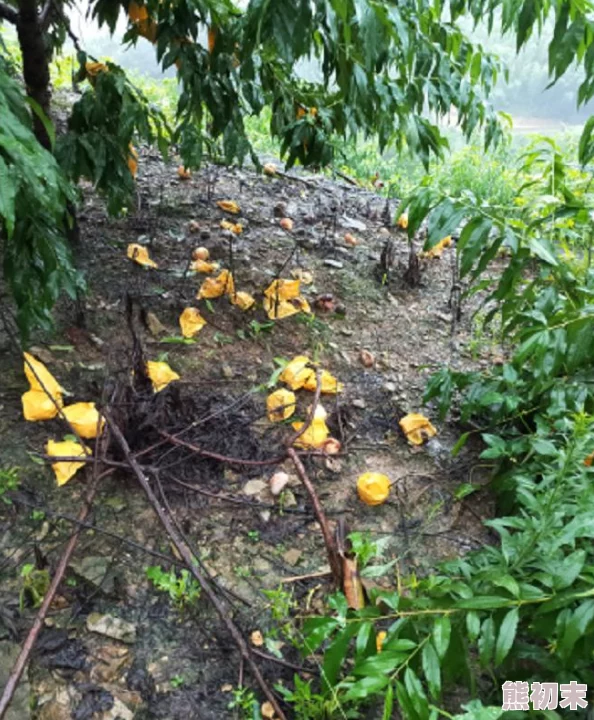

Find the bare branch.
xmin=0 ymin=1 xmax=18 ymax=24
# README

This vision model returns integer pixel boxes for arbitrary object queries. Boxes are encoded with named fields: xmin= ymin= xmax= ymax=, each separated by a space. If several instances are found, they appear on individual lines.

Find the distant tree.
xmin=0 ymin=0 xmax=593 ymax=334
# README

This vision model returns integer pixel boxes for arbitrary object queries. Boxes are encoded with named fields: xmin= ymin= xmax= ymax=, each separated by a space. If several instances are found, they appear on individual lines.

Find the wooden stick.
xmin=0 ymin=471 xmax=103 ymax=719
xmin=281 ymin=569 xmax=332 ymax=584
xmin=105 ymin=413 xmax=287 ymax=720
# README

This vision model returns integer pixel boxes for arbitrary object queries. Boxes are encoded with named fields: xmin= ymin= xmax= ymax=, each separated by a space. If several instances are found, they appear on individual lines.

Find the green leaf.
xmin=494 ymin=607 xmax=519 ymax=666
xmin=383 ymin=684 xmax=394 ymax=720
xmin=404 ymin=668 xmax=429 ymax=720
xmin=322 ymin=624 xmax=358 ymax=691
xmin=432 ymin=616 xmax=451 ymax=659
xmin=342 ymin=673 xmax=391 ymax=702
xmin=457 ymin=216 xmax=493 ymax=277
xmin=422 ymin=641 xmax=441 ymax=698
xmin=451 ymin=432 xmax=471 ymax=457
xmin=527 ymin=237 xmax=558 ymax=266
xmin=558 ymin=599 xmax=594 ymax=658
xmin=426 ymin=198 xmax=465 ymax=249
xmin=478 ymin=617 xmax=496 ymax=666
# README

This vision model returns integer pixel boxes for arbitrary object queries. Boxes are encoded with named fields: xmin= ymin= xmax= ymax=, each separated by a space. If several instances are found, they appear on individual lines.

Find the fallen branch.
xmin=281 ymin=569 xmax=332 ymax=584
xmin=160 ymin=431 xmax=285 ymax=467
xmin=105 ymin=412 xmax=287 ymax=720
xmin=0 ymin=469 xmax=104 ymax=720
xmin=285 ymin=370 xmax=342 ymax=587
xmin=287 ymin=448 xmax=342 ymax=587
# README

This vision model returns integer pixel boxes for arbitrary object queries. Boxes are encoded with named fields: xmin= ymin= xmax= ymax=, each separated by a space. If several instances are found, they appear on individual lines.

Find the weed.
xmin=19 ymin=563 xmax=50 ymax=609
xmin=227 ymin=687 xmax=259 ymax=718
xmin=0 ymin=466 xmax=19 ymax=504
xmin=145 ymin=565 xmax=201 ymax=610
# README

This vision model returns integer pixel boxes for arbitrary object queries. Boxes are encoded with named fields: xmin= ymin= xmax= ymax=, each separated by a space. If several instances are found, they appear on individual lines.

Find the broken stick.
xmin=104 ymin=412 xmax=287 ymax=720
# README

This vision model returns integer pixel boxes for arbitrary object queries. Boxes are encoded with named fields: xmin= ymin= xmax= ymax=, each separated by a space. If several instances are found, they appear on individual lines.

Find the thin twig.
xmin=284 ymin=370 xmax=342 ymax=586
xmin=0 ymin=468 xmax=106 ymax=719
xmin=105 ymin=412 xmax=287 ymax=720
xmin=281 ymin=569 xmax=332 ymax=584
xmin=160 ymin=431 xmax=285 ymax=467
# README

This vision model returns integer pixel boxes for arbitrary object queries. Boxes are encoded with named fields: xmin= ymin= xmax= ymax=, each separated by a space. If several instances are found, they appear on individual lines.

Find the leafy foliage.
xmin=58 ymin=55 xmax=170 ymax=215
xmin=0 ymin=56 xmax=81 ymax=337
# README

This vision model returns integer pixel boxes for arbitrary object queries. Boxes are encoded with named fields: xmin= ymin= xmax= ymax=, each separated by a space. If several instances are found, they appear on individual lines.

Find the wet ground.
xmin=0 ymin=152 xmax=502 ymax=719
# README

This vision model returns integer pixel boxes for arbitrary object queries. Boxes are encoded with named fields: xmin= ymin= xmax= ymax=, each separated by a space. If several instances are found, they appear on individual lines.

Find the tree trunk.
xmin=16 ymin=0 xmax=51 ymax=149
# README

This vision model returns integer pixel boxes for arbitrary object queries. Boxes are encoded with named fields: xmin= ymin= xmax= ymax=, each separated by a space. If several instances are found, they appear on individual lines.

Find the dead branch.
xmin=285 ymin=370 xmax=342 ymax=586
xmin=0 ymin=469 xmax=105 ymax=720
xmin=105 ymin=412 xmax=287 ymax=720
xmin=159 ymin=431 xmax=285 ymax=467
xmin=287 ymin=448 xmax=342 ymax=587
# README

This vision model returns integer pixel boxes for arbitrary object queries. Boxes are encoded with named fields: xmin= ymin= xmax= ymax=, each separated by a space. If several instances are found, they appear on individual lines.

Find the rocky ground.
xmin=0 ymin=151 xmax=502 ymax=719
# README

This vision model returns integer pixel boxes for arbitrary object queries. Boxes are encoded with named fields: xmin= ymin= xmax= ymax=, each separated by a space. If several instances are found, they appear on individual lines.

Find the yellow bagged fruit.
xmin=62 ymin=402 xmax=105 ymax=439
xmin=267 ymin=389 xmax=296 ymax=422
xmin=24 ymin=352 xmax=64 ymax=399
xmin=46 ymin=439 xmax=90 ymax=487
xmin=280 ymin=355 xmax=314 ymax=390
xmin=399 ymin=413 xmax=437 ymax=445
xmin=146 ymin=361 xmax=180 ymax=393
xmin=303 ymin=369 xmax=343 ymax=394
xmin=127 ymin=244 xmax=157 ymax=268
xmin=179 ymin=307 xmax=207 ymax=338
xmin=22 ymin=390 xmax=61 ymax=421
xmin=357 ymin=472 xmax=390 ymax=506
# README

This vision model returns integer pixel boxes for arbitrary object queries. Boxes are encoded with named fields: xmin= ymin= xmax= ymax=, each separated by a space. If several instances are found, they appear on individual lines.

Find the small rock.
xmin=325 ymin=457 xmax=343 ymax=473
xmin=253 ymin=558 xmax=272 ymax=575
xmin=283 ymin=548 xmax=302 ymax=566
xmin=360 ymin=349 xmax=375 ymax=368
xmin=146 ymin=312 xmax=166 ymax=337
xmin=352 ymin=398 xmax=366 ymax=409
xmin=324 ymin=259 xmax=344 ymax=269
xmin=379 ymin=227 xmax=391 ymax=236
xmin=243 ymin=479 xmax=267 ymax=496
xmin=200 ymin=230 xmax=211 ymax=240
xmin=102 ymin=697 xmax=133 ymax=720
xmin=29 ymin=346 xmax=54 ymax=364
xmin=384 ymin=382 xmax=397 ymax=393
xmin=261 ymin=701 xmax=276 ymax=719
xmin=340 ymin=215 xmax=366 ymax=231
xmin=282 ymin=490 xmax=297 ymax=508
xmin=273 ymin=202 xmax=287 ymax=217
xmin=86 ymin=613 xmax=137 ymax=644
xmin=70 ymin=556 xmax=114 ymax=593
xmin=269 ymin=471 xmax=289 ymax=496
xmin=221 ymin=364 xmax=234 ymax=379
xmin=259 ymin=510 xmax=271 ymax=523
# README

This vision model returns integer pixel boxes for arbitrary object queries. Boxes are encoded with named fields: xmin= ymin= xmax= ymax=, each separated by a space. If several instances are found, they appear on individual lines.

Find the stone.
xmin=352 ymin=398 xmax=366 ymax=409
xmin=252 ymin=557 xmax=272 ymax=575
xmin=283 ymin=548 xmax=302 ymax=566
xmin=242 ymin=479 xmax=267 ymax=496
xmin=222 ymin=364 xmax=234 ymax=379
xmin=102 ymin=697 xmax=134 ymax=720
xmin=384 ymin=382 xmax=397 ymax=393
xmin=70 ymin=556 xmax=115 ymax=593
xmin=340 ymin=215 xmax=367 ymax=231
xmin=324 ymin=259 xmax=344 ymax=269
xmin=269 ymin=471 xmax=290 ymax=496
xmin=86 ymin=613 xmax=137 ymax=644
xmin=146 ymin=312 xmax=166 ymax=337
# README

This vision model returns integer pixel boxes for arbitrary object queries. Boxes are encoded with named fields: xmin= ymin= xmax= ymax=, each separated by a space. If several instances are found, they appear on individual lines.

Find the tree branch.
xmin=0 ymin=1 xmax=18 ymax=24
